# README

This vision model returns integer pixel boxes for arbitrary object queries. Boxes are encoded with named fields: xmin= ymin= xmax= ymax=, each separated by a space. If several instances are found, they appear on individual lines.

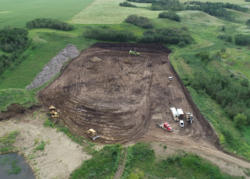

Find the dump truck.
xmin=157 ymin=122 xmax=173 ymax=132
xmin=129 ymin=50 xmax=140 ymax=56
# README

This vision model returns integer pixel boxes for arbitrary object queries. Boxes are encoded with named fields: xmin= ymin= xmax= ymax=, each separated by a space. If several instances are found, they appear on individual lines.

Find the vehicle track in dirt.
xmin=39 ymin=43 xmax=250 ymax=176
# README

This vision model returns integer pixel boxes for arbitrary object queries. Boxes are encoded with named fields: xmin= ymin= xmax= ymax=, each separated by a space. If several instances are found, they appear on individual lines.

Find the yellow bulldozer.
xmin=87 ymin=128 xmax=100 ymax=141
xmin=49 ymin=105 xmax=59 ymax=122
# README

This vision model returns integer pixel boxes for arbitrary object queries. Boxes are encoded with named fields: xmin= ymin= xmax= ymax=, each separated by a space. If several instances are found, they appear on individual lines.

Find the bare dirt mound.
xmin=39 ymin=43 xmax=218 ymax=145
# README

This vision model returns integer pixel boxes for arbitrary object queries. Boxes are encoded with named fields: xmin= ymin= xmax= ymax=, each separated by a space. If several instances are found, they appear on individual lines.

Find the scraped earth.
xmin=0 ymin=112 xmax=91 ymax=179
xmin=39 ymin=43 xmax=216 ymax=144
xmin=39 ymin=43 xmax=250 ymax=176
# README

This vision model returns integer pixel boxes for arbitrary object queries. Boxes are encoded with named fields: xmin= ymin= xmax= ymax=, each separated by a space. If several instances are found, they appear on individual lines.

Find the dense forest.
xmin=0 ymin=28 xmax=29 ymax=53
xmin=26 ymin=18 xmax=73 ymax=31
xmin=0 ymin=28 xmax=29 ymax=76
xmin=190 ymin=58 xmax=250 ymax=128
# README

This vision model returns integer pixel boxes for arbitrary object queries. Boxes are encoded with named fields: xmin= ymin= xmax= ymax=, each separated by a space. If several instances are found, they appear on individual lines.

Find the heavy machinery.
xmin=186 ymin=112 xmax=193 ymax=124
xmin=87 ymin=129 xmax=100 ymax=141
xmin=157 ymin=122 xmax=173 ymax=132
xmin=129 ymin=50 xmax=140 ymax=56
xmin=170 ymin=107 xmax=179 ymax=122
xmin=179 ymin=120 xmax=184 ymax=128
xmin=49 ymin=105 xmax=59 ymax=121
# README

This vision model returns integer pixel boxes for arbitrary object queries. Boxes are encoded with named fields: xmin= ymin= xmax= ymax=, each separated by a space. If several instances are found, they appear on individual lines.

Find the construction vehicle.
xmin=129 ymin=50 xmax=140 ymax=56
xmin=157 ymin=122 xmax=173 ymax=132
xmin=87 ymin=129 xmax=100 ymax=141
xmin=177 ymin=108 xmax=185 ymax=120
xmin=185 ymin=112 xmax=193 ymax=124
xmin=179 ymin=120 xmax=184 ymax=128
xmin=49 ymin=105 xmax=59 ymax=121
xmin=170 ymin=107 xmax=179 ymax=122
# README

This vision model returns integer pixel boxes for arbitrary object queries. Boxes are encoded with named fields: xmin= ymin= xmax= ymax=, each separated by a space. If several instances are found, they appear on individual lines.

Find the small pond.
xmin=0 ymin=153 xmax=35 ymax=179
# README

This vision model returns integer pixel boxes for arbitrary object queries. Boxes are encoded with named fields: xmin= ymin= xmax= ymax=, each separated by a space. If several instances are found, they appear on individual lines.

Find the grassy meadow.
xmin=71 ymin=0 xmax=160 ymax=24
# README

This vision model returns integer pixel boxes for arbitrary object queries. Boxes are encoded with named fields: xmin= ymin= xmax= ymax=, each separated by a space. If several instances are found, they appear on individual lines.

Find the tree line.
xmin=190 ymin=60 xmax=250 ymax=128
xmin=122 ymin=0 xmax=248 ymax=20
xmin=26 ymin=18 xmax=74 ymax=31
xmin=84 ymin=25 xmax=193 ymax=47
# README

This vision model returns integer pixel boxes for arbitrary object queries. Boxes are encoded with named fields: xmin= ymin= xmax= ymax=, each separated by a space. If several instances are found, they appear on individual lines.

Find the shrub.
xmin=26 ymin=18 xmax=74 ymax=31
xmin=125 ymin=15 xmax=153 ymax=29
xmin=120 ymin=1 xmax=137 ymax=7
xmin=0 ymin=27 xmax=29 ymax=53
xmin=234 ymin=113 xmax=247 ymax=128
xmin=158 ymin=11 xmax=181 ymax=21
xmin=84 ymin=27 xmax=136 ymax=42
xmin=246 ymin=19 xmax=250 ymax=27
xmin=235 ymin=34 xmax=250 ymax=46
xmin=217 ymin=35 xmax=232 ymax=42
xmin=140 ymin=27 xmax=193 ymax=45
xmin=151 ymin=0 xmax=183 ymax=10
xmin=127 ymin=0 xmax=154 ymax=3
xmin=34 ymin=141 xmax=46 ymax=151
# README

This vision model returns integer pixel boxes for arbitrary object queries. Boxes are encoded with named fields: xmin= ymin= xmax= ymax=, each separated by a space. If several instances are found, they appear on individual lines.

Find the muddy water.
xmin=0 ymin=153 xmax=34 ymax=179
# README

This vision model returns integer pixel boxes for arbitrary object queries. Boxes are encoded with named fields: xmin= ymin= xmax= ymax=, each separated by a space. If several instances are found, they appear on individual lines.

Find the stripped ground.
xmin=38 ymin=43 xmax=250 ymax=177
xmin=39 ymin=43 xmax=216 ymax=144
xmin=0 ymin=111 xmax=91 ymax=179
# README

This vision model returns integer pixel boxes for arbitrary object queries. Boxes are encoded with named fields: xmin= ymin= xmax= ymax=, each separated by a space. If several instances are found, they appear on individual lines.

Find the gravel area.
xmin=26 ymin=44 xmax=79 ymax=90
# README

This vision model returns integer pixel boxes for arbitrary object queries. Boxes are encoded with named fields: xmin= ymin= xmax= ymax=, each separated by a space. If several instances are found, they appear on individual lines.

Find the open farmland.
xmin=71 ymin=0 xmax=160 ymax=24
xmin=0 ymin=0 xmax=93 ymax=28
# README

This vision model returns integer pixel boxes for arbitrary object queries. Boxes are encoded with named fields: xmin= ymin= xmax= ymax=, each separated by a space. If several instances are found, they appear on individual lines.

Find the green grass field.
xmin=0 ymin=0 xmax=93 ymax=28
xmin=71 ymin=0 xmax=160 ymax=24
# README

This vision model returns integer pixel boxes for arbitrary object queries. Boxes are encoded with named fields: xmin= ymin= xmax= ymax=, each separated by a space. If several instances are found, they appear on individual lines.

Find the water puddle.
xmin=0 ymin=153 xmax=34 ymax=179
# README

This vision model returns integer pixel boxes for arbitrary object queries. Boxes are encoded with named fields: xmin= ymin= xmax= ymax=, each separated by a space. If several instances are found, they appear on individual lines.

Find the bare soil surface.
xmin=39 ymin=43 xmax=216 ymax=144
xmin=39 ymin=43 xmax=250 ymax=177
xmin=26 ymin=44 xmax=79 ymax=90
xmin=0 ymin=111 xmax=91 ymax=179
